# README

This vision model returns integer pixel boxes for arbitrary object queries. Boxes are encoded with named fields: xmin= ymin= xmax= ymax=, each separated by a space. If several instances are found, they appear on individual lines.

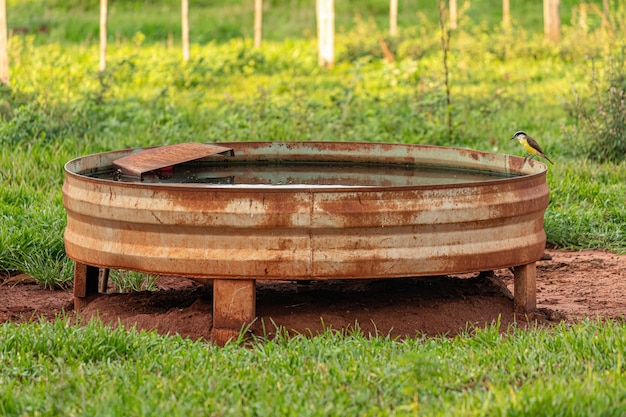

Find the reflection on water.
xmin=86 ymin=161 xmax=520 ymax=187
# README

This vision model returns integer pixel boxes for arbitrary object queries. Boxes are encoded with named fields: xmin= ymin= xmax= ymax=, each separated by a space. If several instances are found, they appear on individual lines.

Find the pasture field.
xmin=1 ymin=1 xmax=625 ymax=414
xmin=1 ymin=318 xmax=626 ymax=416
xmin=1 ymin=0 xmax=625 ymax=285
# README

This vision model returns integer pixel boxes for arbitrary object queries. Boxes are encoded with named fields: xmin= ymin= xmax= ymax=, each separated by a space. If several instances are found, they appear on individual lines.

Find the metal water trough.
xmin=63 ymin=142 xmax=549 ymax=345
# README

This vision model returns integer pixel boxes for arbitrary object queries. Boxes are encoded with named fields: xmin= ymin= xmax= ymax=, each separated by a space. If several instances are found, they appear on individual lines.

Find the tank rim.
xmin=64 ymin=141 xmax=548 ymax=193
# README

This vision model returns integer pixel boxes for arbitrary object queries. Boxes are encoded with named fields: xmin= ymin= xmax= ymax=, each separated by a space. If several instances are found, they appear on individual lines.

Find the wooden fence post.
xmin=182 ymin=0 xmax=189 ymax=61
xmin=316 ymin=0 xmax=334 ymax=68
xmin=578 ymin=3 xmax=587 ymax=31
xmin=543 ymin=0 xmax=560 ymax=42
xmin=99 ymin=0 xmax=107 ymax=71
xmin=254 ymin=0 xmax=262 ymax=48
xmin=502 ymin=0 xmax=511 ymax=30
xmin=390 ymin=0 xmax=398 ymax=36
xmin=0 ymin=0 xmax=8 ymax=85
xmin=449 ymin=0 xmax=458 ymax=30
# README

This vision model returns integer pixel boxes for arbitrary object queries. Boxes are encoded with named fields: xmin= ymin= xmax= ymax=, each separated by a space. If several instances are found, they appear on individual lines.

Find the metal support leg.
xmin=513 ymin=262 xmax=536 ymax=313
xmin=74 ymin=262 xmax=100 ymax=311
xmin=99 ymin=268 xmax=110 ymax=293
xmin=211 ymin=279 xmax=256 ymax=346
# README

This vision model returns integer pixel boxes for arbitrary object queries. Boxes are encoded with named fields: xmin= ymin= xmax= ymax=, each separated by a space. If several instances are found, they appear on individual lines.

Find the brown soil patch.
xmin=2 ymin=249 xmax=625 ymax=341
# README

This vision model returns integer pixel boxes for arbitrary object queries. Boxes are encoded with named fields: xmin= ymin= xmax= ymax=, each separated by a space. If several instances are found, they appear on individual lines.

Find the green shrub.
xmin=575 ymin=48 xmax=626 ymax=163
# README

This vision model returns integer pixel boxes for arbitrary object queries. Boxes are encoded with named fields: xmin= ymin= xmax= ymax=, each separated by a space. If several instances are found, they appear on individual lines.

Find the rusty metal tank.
xmin=63 ymin=141 xmax=550 ymax=344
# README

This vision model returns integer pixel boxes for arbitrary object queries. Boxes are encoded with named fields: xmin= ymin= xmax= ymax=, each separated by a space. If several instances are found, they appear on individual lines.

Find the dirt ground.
xmin=1 ymin=248 xmax=625 ymax=341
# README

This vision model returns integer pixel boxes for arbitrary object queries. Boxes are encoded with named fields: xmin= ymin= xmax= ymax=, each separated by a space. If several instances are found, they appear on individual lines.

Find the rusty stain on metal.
xmin=112 ymin=142 xmax=234 ymax=178
xmin=64 ymin=142 xmax=550 ymax=344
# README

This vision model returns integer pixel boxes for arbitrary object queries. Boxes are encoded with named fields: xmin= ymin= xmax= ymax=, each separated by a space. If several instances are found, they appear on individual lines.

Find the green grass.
xmin=0 ymin=2 xmax=625 ymax=414
xmin=1 ymin=317 xmax=625 ymax=415
xmin=2 ymin=53 xmax=626 ymax=285
xmin=2 ymin=21 xmax=625 ymax=286
xmin=546 ymin=160 xmax=626 ymax=249
xmin=109 ymin=270 xmax=159 ymax=293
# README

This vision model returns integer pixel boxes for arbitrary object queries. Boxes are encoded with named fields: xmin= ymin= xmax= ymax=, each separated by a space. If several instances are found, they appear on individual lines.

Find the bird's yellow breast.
xmin=519 ymin=138 xmax=540 ymax=156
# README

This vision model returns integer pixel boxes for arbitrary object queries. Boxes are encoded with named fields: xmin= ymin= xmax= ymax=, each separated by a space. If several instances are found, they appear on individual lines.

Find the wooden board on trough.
xmin=112 ymin=142 xmax=234 ymax=178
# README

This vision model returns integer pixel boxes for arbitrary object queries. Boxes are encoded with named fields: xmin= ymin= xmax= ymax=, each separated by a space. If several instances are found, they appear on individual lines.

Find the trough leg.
xmin=99 ymin=268 xmax=110 ymax=293
xmin=74 ymin=262 xmax=100 ymax=311
xmin=211 ymin=279 xmax=256 ymax=346
xmin=513 ymin=262 xmax=536 ymax=313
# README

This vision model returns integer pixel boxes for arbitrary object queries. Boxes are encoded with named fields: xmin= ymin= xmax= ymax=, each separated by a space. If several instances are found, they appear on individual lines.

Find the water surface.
xmin=86 ymin=161 xmax=520 ymax=187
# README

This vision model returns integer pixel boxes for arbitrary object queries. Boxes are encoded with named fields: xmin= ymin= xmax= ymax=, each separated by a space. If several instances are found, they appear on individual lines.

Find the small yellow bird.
xmin=510 ymin=131 xmax=553 ymax=165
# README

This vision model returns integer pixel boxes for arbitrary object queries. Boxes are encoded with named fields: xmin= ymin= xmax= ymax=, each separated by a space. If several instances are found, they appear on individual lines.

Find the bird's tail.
xmin=542 ymin=154 xmax=554 ymax=165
